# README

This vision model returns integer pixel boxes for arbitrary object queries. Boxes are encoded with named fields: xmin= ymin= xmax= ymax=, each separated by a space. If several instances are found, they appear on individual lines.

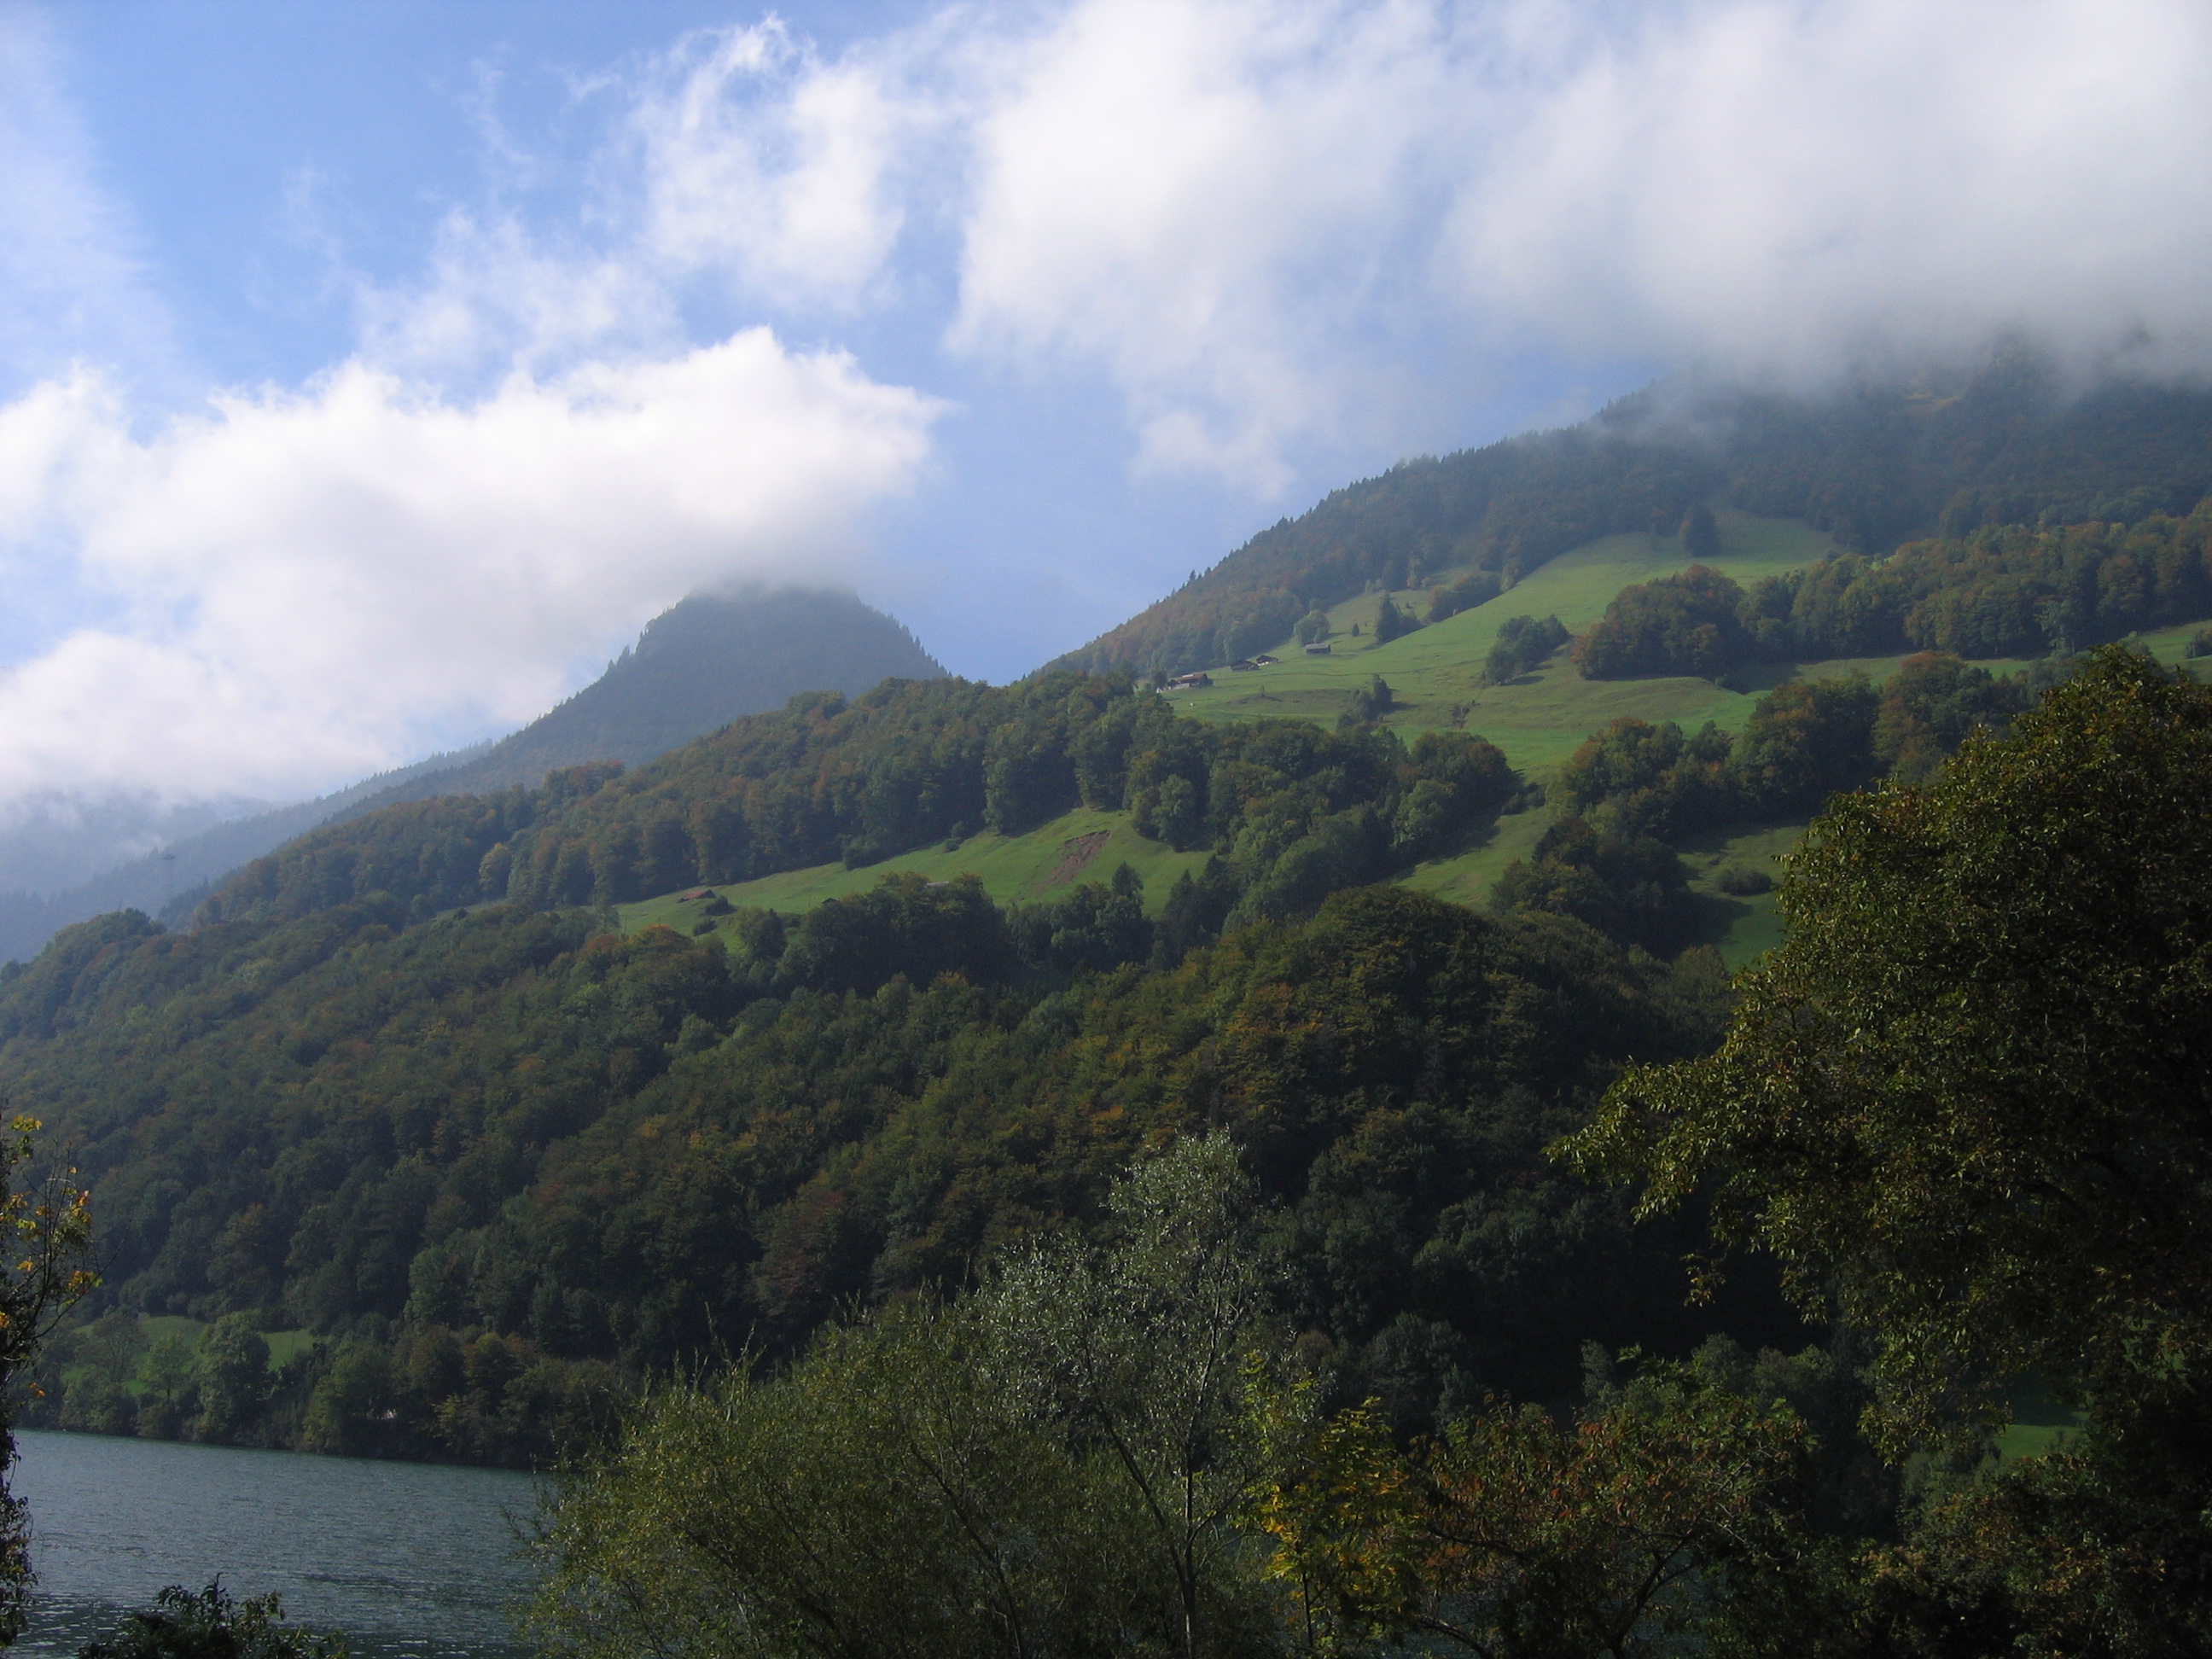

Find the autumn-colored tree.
xmin=0 ymin=1114 xmax=95 ymax=1640
xmin=1245 ymin=1365 xmax=1807 ymax=1658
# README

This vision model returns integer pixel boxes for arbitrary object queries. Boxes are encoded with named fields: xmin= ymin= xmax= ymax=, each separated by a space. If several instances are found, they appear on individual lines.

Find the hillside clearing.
xmin=620 ymin=806 xmax=1210 ymax=935
xmin=1169 ymin=509 xmax=1841 ymax=768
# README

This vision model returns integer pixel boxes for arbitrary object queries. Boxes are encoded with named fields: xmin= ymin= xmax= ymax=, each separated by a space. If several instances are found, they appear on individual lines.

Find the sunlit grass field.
xmin=620 ymin=806 xmax=1211 ymax=938
xmin=1169 ymin=509 xmax=1844 ymax=774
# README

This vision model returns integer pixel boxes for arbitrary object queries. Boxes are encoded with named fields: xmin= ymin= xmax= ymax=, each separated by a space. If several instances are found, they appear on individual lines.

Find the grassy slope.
xmin=621 ymin=514 xmax=1852 ymax=958
xmin=620 ymin=806 xmax=1212 ymax=939
xmin=620 ymin=512 xmax=2212 ymax=969
xmin=1169 ymin=509 xmax=1842 ymax=775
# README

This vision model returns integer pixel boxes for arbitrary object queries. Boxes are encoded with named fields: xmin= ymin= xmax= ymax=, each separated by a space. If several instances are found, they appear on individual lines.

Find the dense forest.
xmin=14 ymin=656 xmax=2212 ymax=1652
xmin=1577 ymin=499 xmax=2212 ymax=678
xmin=9 ymin=637 xmax=2045 ymax=1466
xmin=1055 ymin=349 xmax=2212 ymax=681
xmin=15 ymin=876 xmax=1755 ymax=1466
xmin=509 ymin=655 xmax=2212 ymax=1658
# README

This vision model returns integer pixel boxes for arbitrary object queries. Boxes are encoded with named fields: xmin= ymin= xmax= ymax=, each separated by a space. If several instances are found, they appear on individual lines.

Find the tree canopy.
xmin=1563 ymin=648 xmax=2212 ymax=1445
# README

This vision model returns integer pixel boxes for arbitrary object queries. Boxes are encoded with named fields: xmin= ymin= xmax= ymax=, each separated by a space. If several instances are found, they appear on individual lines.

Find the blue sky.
xmin=0 ymin=0 xmax=2207 ymax=821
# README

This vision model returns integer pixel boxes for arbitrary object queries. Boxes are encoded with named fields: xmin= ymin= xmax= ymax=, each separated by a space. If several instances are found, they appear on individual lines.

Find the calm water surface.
xmin=11 ymin=1429 xmax=538 ymax=1658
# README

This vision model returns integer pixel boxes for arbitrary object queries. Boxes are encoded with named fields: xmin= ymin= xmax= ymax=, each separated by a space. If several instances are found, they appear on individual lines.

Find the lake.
xmin=9 ymin=1429 xmax=538 ymax=1658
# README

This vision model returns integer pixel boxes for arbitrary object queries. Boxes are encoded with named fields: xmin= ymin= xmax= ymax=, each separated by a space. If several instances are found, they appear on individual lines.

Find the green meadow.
xmin=1169 ymin=509 xmax=1844 ymax=773
xmin=137 ymin=1316 xmax=317 ymax=1367
xmin=1390 ymin=810 xmax=1797 ymax=966
xmin=620 ymin=806 xmax=1212 ymax=938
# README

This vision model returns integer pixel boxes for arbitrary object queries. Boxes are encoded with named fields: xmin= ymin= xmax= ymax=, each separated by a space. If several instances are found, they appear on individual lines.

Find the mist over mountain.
xmin=1055 ymin=349 xmax=2212 ymax=680
xmin=0 ymin=794 xmax=274 ymax=898
xmin=0 ymin=586 xmax=941 ymax=963
xmin=382 ymin=585 xmax=944 ymax=798
xmin=0 ymin=746 xmax=497 ymax=968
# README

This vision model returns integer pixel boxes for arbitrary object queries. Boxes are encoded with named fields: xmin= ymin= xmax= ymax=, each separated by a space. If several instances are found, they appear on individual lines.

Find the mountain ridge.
xmin=1052 ymin=352 xmax=2212 ymax=682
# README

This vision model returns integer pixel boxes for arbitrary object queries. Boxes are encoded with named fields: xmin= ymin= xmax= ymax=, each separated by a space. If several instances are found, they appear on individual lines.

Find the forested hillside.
xmin=26 ymin=650 xmax=2212 ymax=1656
xmin=14 ymin=356 xmax=2212 ymax=1504
xmin=1056 ymin=350 xmax=2212 ymax=680
xmin=15 ymin=877 xmax=1761 ymax=1464
xmin=189 ymin=672 xmax=1512 ymax=930
xmin=11 ymin=648 xmax=2070 ymax=1464
xmin=1577 ymin=499 xmax=2212 ymax=677
xmin=521 ymin=656 xmax=2212 ymax=1659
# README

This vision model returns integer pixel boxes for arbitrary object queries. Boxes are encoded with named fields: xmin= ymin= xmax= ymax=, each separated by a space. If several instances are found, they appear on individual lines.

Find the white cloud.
xmin=951 ymin=0 xmax=1459 ymax=492
xmin=1452 ymin=0 xmax=2212 ymax=383
xmin=626 ymin=20 xmax=919 ymax=312
xmin=0 ymin=335 xmax=940 ymax=805
xmin=939 ymin=0 xmax=2212 ymax=479
xmin=349 ymin=20 xmax=925 ymax=381
xmin=352 ymin=209 xmax=674 ymax=382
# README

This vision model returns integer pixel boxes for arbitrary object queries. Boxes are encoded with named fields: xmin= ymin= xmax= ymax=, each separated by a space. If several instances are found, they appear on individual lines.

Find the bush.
xmin=1575 ymin=565 xmax=1751 ymax=680
xmin=1484 ymin=614 xmax=1570 ymax=684
xmin=777 ymin=873 xmax=1015 ymax=996
xmin=1714 ymin=865 xmax=1773 ymax=895
xmin=78 ymin=1582 xmax=347 ymax=1659
xmin=529 ymin=1138 xmax=1280 ymax=1659
xmin=1428 ymin=570 xmax=1503 ymax=624
xmin=1495 ymin=817 xmax=1700 ymax=957
xmin=1337 ymin=676 xmax=1395 ymax=729
xmin=1679 ymin=501 xmax=1720 ymax=557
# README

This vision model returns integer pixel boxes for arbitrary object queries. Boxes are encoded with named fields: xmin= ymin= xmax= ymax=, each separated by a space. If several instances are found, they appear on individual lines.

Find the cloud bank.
xmin=1452 ymin=0 xmax=2212 ymax=382
xmin=940 ymin=0 xmax=2212 ymax=454
xmin=3 ymin=0 xmax=2211 ymax=821
xmin=0 ymin=338 xmax=939 ymax=804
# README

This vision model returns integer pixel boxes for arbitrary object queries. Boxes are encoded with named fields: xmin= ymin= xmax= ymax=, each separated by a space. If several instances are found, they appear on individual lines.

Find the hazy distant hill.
xmin=377 ymin=585 xmax=943 ymax=798
xmin=0 ymin=793 xmax=274 ymax=899
xmin=0 ymin=586 xmax=942 ymax=962
xmin=0 ymin=746 xmax=494 ymax=966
